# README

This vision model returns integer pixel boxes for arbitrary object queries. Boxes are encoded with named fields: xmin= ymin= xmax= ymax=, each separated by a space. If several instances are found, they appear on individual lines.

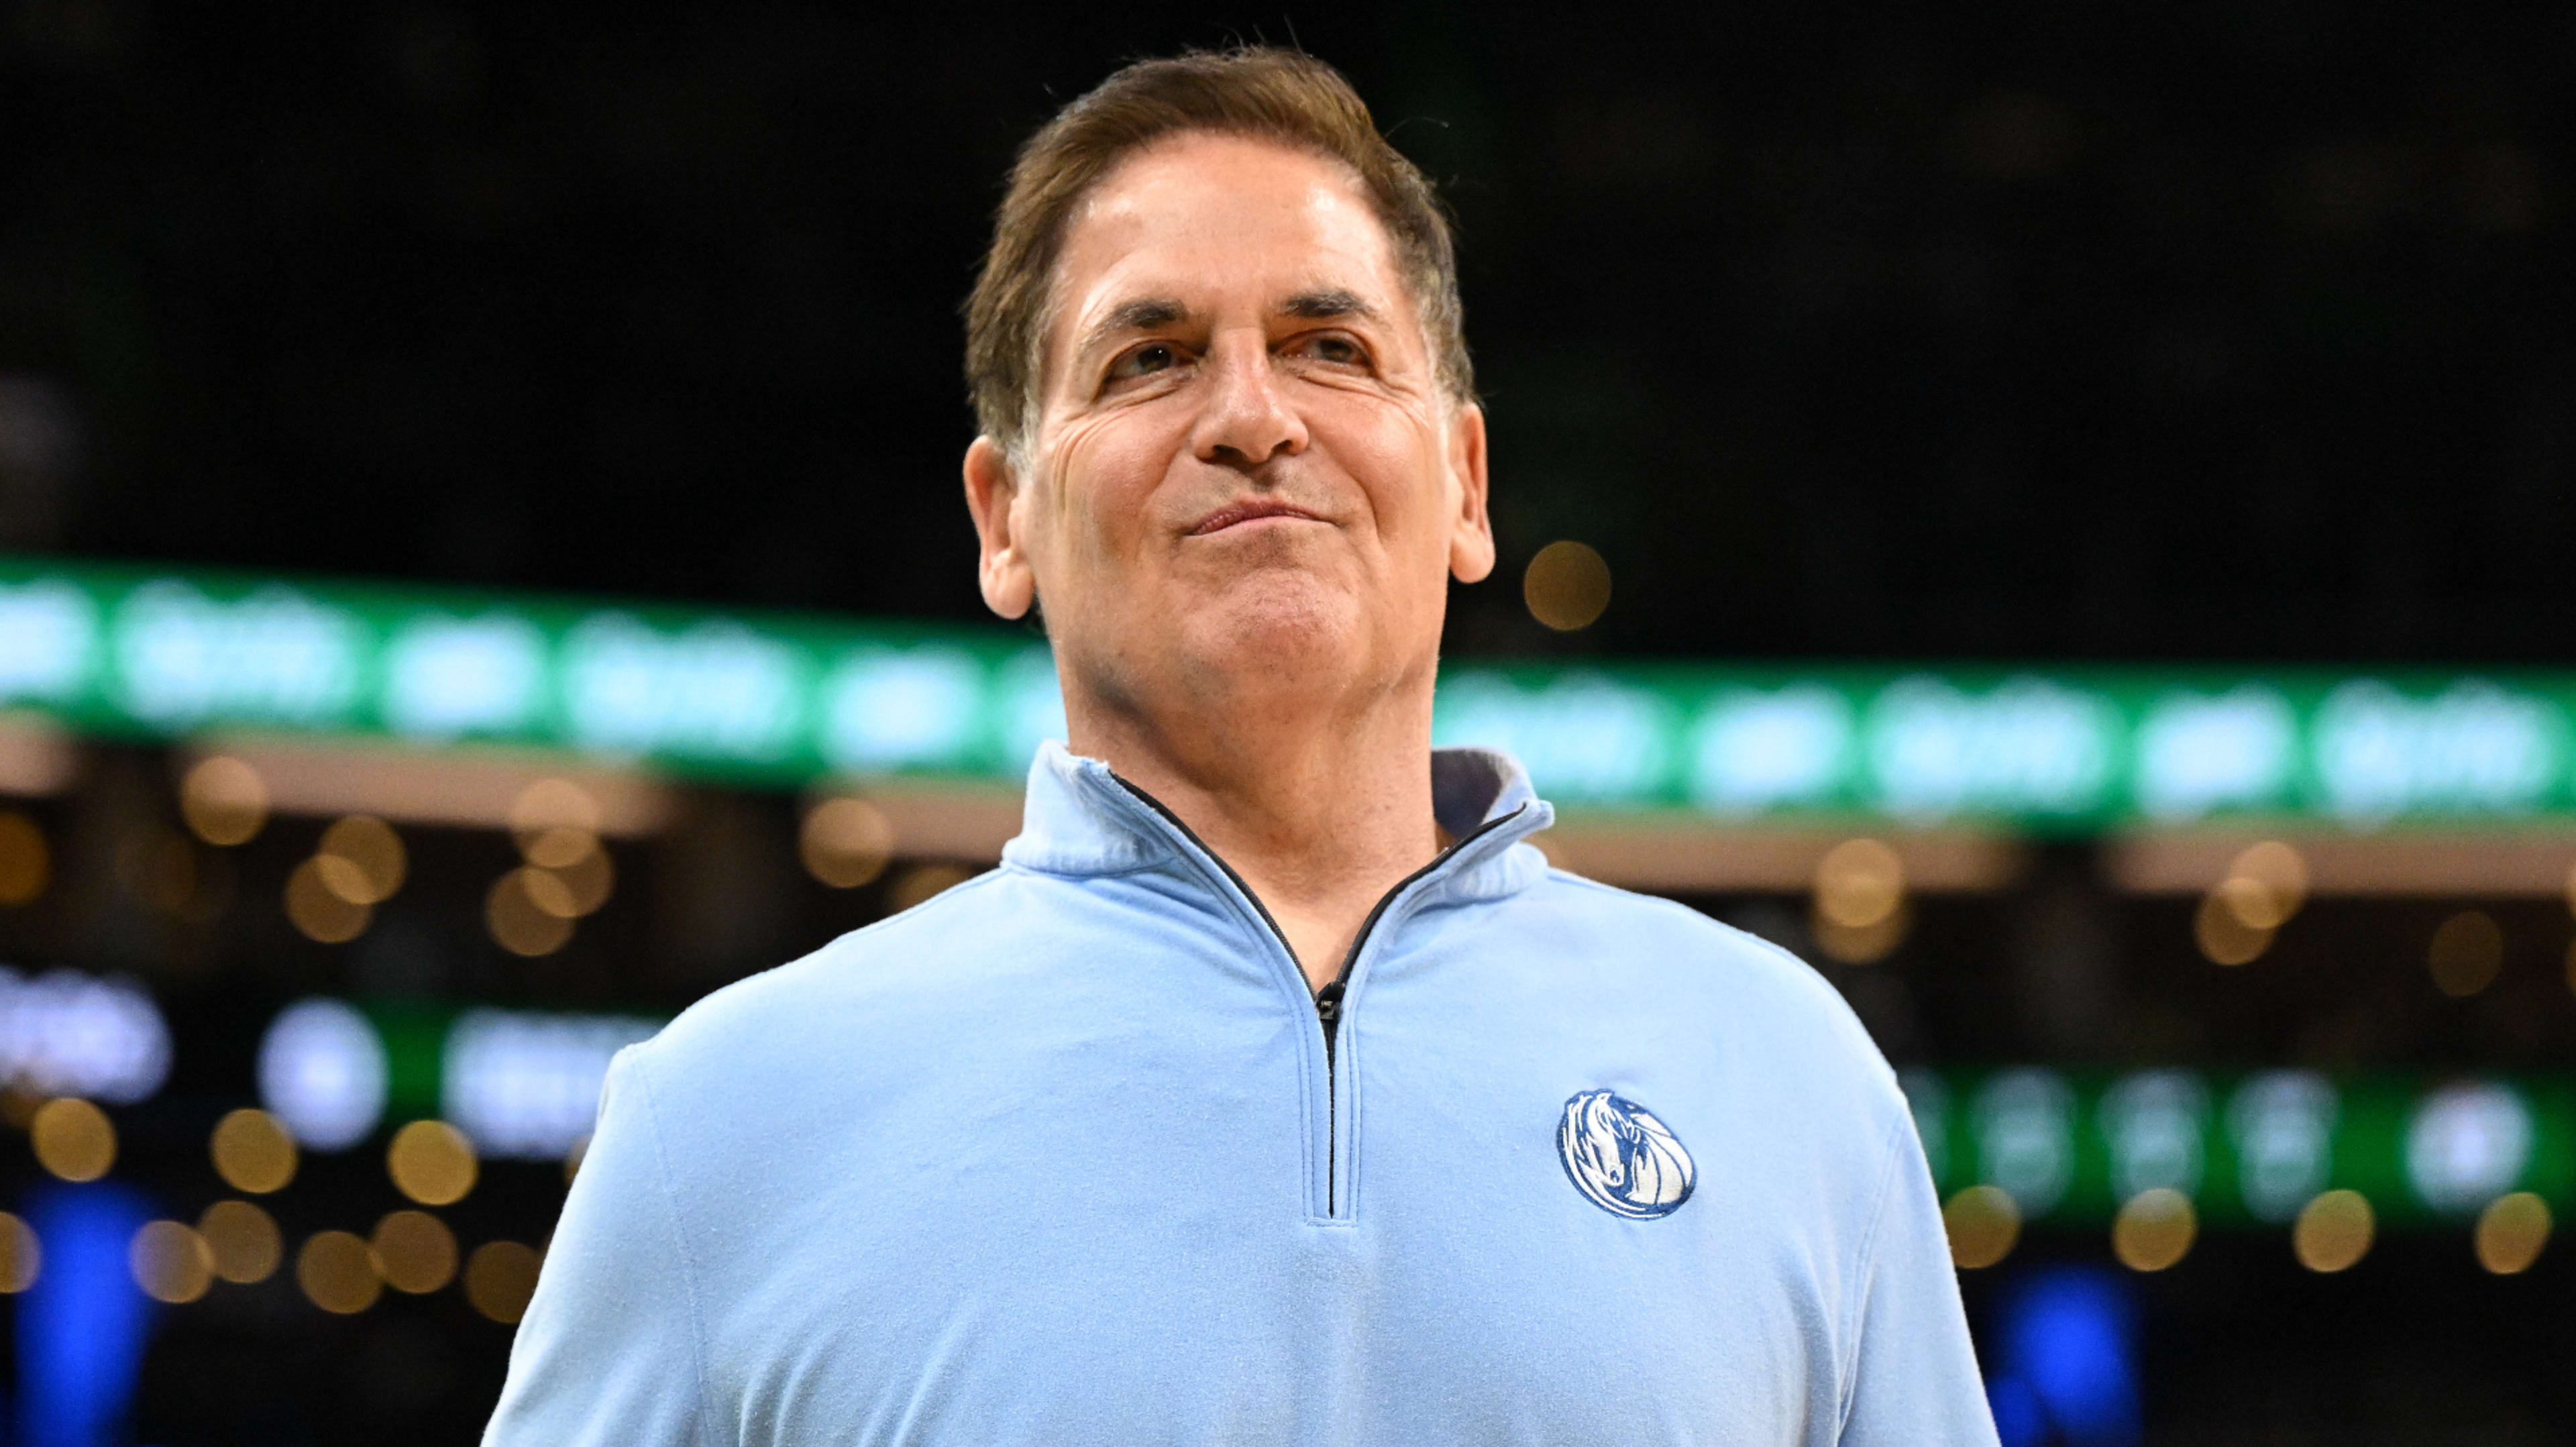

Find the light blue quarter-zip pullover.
xmin=484 ymin=743 xmax=1997 ymax=1446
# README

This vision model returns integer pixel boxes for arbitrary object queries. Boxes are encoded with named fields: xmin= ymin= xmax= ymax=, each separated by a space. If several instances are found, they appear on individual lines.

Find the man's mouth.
xmin=1189 ymin=498 xmax=1328 ymax=535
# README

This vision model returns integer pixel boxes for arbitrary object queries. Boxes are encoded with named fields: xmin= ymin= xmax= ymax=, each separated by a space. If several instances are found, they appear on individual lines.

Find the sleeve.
xmin=482 ymin=1047 xmax=717 ymax=1447
xmin=1836 ymin=1116 xmax=2001 ymax=1447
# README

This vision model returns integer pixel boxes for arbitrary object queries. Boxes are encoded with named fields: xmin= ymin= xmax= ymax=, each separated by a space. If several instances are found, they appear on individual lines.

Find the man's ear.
xmin=963 ymin=436 xmax=1037 ymax=619
xmin=1445 ymin=402 xmax=1495 ymax=584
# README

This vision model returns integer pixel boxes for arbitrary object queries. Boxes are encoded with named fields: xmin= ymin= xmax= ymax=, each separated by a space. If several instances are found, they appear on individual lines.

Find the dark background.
xmin=2 ymin=3 xmax=2569 ymax=663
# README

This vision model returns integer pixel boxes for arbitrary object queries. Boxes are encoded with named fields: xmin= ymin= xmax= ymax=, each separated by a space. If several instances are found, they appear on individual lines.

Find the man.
xmin=487 ymin=48 xmax=1996 ymax=1445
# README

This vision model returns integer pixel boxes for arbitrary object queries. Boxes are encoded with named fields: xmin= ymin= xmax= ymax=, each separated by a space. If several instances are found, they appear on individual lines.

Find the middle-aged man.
xmin=487 ymin=47 xmax=1998 ymax=1446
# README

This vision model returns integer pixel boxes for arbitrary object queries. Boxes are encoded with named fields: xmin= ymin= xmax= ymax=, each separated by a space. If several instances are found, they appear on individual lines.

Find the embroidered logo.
xmin=1557 ymin=1089 xmax=1696 ymax=1220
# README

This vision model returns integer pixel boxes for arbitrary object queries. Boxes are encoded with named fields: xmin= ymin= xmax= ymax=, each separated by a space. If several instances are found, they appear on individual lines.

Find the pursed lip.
xmin=1187 ymin=498 xmax=1328 ymax=535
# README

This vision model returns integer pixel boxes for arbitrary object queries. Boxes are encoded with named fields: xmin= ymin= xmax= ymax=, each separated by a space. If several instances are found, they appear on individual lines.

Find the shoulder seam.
xmin=1835 ymin=1112 xmax=1916 ymax=1437
xmin=626 ymin=1051 xmax=726 ymax=1447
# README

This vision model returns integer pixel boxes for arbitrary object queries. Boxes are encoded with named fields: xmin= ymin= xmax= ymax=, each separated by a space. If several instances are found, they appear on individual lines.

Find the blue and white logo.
xmin=1558 ymin=1089 xmax=1696 ymax=1220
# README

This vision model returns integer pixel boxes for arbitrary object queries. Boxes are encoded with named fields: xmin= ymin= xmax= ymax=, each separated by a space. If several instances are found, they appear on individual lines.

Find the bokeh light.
xmin=464 ymin=1240 xmax=542 ymax=1324
xmin=1943 ymin=1184 xmax=2021 ymax=1269
xmin=179 ymin=755 xmax=269 ymax=846
xmin=1522 ymin=541 xmax=1611 ymax=631
xmin=2293 ymin=1189 xmax=2375 ymax=1273
xmin=2428 ymin=911 xmax=2504 ymax=998
xmin=886 ymin=863 xmax=973 ymax=914
xmin=2473 ymin=1191 xmax=2551 ymax=1275
xmin=297 ymin=1230 xmax=382 ymax=1314
xmin=0 ymin=810 xmax=50 ymax=906
xmin=1812 ymin=837 xmax=1908 ymax=963
xmin=198 ymin=1199 xmax=282 ymax=1285
xmin=486 ymin=869 xmax=575 ymax=955
xmin=801 ymin=796 xmax=895 ymax=889
xmin=0 ymin=1211 xmax=40 ymax=1293
xmin=209 ymin=1107 xmax=298 ymax=1193
xmin=522 ymin=823 xmax=597 ymax=869
xmin=285 ymin=857 xmax=370 ymax=943
xmin=370 ymin=1210 xmax=458 ymax=1294
xmin=386 ymin=1120 xmax=478 ymax=1206
xmin=2111 ymin=1188 xmax=2196 ymax=1272
xmin=31 ymin=1097 xmax=115 ymax=1181
xmin=316 ymin=815 xmax=406 ymax=904
xmin=1815 ymin=839 xmax=1904 ymax=928
xmin=511 ymin=778 xmax=602 ymax=851
xmin=537 ymin=845 xmax=614 ymax=916
xmin=129 ymin=1220 xmax=214 ymax=1304
xmin=2217 ymin=841 xmax=2307 ymax=930
xmin=2194 ymin=890 xmax=2271 ymax=966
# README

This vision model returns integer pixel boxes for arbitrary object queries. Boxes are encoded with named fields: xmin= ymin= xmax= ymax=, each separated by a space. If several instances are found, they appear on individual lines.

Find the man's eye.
xmin=1301 ymin=335 xmax=1366 ymax=366
xmin=1110 ymin=343 xmax=1180 ymax=380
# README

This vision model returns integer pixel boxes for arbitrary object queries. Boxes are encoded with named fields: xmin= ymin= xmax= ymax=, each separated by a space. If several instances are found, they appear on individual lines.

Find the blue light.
xmin=17 ymin=1183 xmax=156 ymax=1447
xmin=1984 ymin=1266 xmax=2141 ymax=1447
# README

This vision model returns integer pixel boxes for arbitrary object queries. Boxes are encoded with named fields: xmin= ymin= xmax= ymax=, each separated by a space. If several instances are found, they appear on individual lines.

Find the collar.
xmin=1002 ymin=740 xmax=1556 ymax=905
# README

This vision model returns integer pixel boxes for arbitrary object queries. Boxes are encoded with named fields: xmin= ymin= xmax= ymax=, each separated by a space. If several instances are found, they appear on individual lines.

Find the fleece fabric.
xmin=483 ymin=742 xmax=1998 ymax=1447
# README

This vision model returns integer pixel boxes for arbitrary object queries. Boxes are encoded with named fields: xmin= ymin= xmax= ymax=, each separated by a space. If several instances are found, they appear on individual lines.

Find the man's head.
xmin=961 ymin=48 xmax=1493 ymax=739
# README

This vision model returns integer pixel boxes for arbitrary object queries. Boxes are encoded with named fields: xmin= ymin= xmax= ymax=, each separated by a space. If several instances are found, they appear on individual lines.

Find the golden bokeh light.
xmin=2293 ymin=1189 xmax=2375 ymax=1273
xmin=1943 ymin=1184 xmax=2021 ymax=1269
xmin=518 ymin=865 xmax=581 ymax=920
xmin=802 ymin=796 xmax=896 ymax=889
xmin=285 ymin=857 xmax=371 ymax=943
xmin=209 ymin=1107 xmax=298 ymax=1194
xmin=129 ymin=1220 xmax=215 ymax=1305
xmin=2217 ymin=841 xmax=2307 ymax=929
xmin=2194 ymin=889 xmax=2272 ymax=966
xmin=317 ymin=815 xmax=406 ymax=904
xmin=2428 ymin=910 xmax=2504 ymax=997
xmin=537 ymin=845 xmax=613 ymax=916
xmin=886 ymin=863 xmax=973 ymax=914
xmin=1811 ymin=901 xmax=1910 ymax=965
xmin=371 ymin=1210 xmax=460 ymax=1294
xmin=0 ymin=1212 xmax=41 ymax=1293
xmin=2112 ymin=1188 xmax=2198 ymax=1272
xmin=297 ymin=1230 xmax=382 ymax=1314
xmin=486 ymin=869 xmax=575 ymax=955
xmin=2474 ymin=1191 xmax=2551 ymax=1275
xmin=1815 ymin=838 xmax=1905 ymax=929
xmin=511 ymin=778 xmax=602 ymax=849
xmin=521 ymin=823 xmax=599 ymax=871
xmin=0 ymin=810 xmax=50 ymax=906
xmin=464 ymin=1240 xmax=543 ymax=1324
xmin=179 ymin=755 xmax=270 ymax=847
xmin=198 ymin=1199 xmax=282 ymax=1284
xmin=387 ymin=1120 xmax=479 ymax=1207
xmin=1523 ymin=540 xmax=1612 ymax=632
xmin=31 ymin=1097 xmax=115 ymax=1181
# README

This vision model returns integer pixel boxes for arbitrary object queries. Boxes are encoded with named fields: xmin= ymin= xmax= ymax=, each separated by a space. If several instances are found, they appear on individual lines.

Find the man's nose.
xmin=1190 ymin=333 xmax=1306 ymax=470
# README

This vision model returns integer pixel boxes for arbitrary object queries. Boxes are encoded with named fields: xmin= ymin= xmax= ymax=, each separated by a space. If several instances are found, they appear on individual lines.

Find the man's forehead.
xmin=1052 ymin=138 xmax=1406 ymax=327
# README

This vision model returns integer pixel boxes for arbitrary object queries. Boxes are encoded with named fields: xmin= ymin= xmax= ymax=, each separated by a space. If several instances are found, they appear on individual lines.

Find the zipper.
xmin=1114 ymin=778 xmax=1526 ymax=1217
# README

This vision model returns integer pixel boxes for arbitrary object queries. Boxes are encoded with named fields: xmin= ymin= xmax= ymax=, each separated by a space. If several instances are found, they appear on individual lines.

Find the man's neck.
xmin=1069 ymin=672 xmax=1443 ymax=995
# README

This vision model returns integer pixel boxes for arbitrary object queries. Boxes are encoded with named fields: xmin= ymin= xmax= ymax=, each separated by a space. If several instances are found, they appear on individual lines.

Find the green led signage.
xmin=8 ymin=557 xmax=2576 ymax=827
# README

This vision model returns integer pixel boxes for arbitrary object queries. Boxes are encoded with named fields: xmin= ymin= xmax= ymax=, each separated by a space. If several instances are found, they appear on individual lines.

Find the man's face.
xmin=967 ymin=132 xmax=1491 ymax=724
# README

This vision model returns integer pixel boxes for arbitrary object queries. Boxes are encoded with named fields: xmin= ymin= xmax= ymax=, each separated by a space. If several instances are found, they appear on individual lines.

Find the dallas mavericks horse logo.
xmin=1557 ymin=1089 xmax=1696 ymax=1220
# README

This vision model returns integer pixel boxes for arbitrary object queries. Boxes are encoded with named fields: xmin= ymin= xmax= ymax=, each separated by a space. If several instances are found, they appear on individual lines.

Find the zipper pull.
xmin=1314 ymin=981 xmax=1344 ymax=1025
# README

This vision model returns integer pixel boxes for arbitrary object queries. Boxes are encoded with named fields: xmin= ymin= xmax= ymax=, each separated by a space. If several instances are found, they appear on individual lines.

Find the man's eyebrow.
xmin=1279 ymin=288 xmax=1377 ymax=322
xmin=1077 ymin=298 xmax=1191 ymax=358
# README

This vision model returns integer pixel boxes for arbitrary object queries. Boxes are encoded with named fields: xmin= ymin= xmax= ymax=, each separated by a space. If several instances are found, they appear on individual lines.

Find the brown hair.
xmin=964 ymin=47 xmax=1472 ymax=456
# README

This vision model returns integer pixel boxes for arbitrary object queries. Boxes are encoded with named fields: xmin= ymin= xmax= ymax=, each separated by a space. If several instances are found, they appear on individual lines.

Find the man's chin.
xmin=1181 ymin=578 xmax=1369 ymax=674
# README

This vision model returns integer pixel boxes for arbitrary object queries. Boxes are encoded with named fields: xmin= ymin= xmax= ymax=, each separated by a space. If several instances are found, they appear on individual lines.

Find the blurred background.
xmin=0 ymin=3 xmax=2572 ymax=1442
